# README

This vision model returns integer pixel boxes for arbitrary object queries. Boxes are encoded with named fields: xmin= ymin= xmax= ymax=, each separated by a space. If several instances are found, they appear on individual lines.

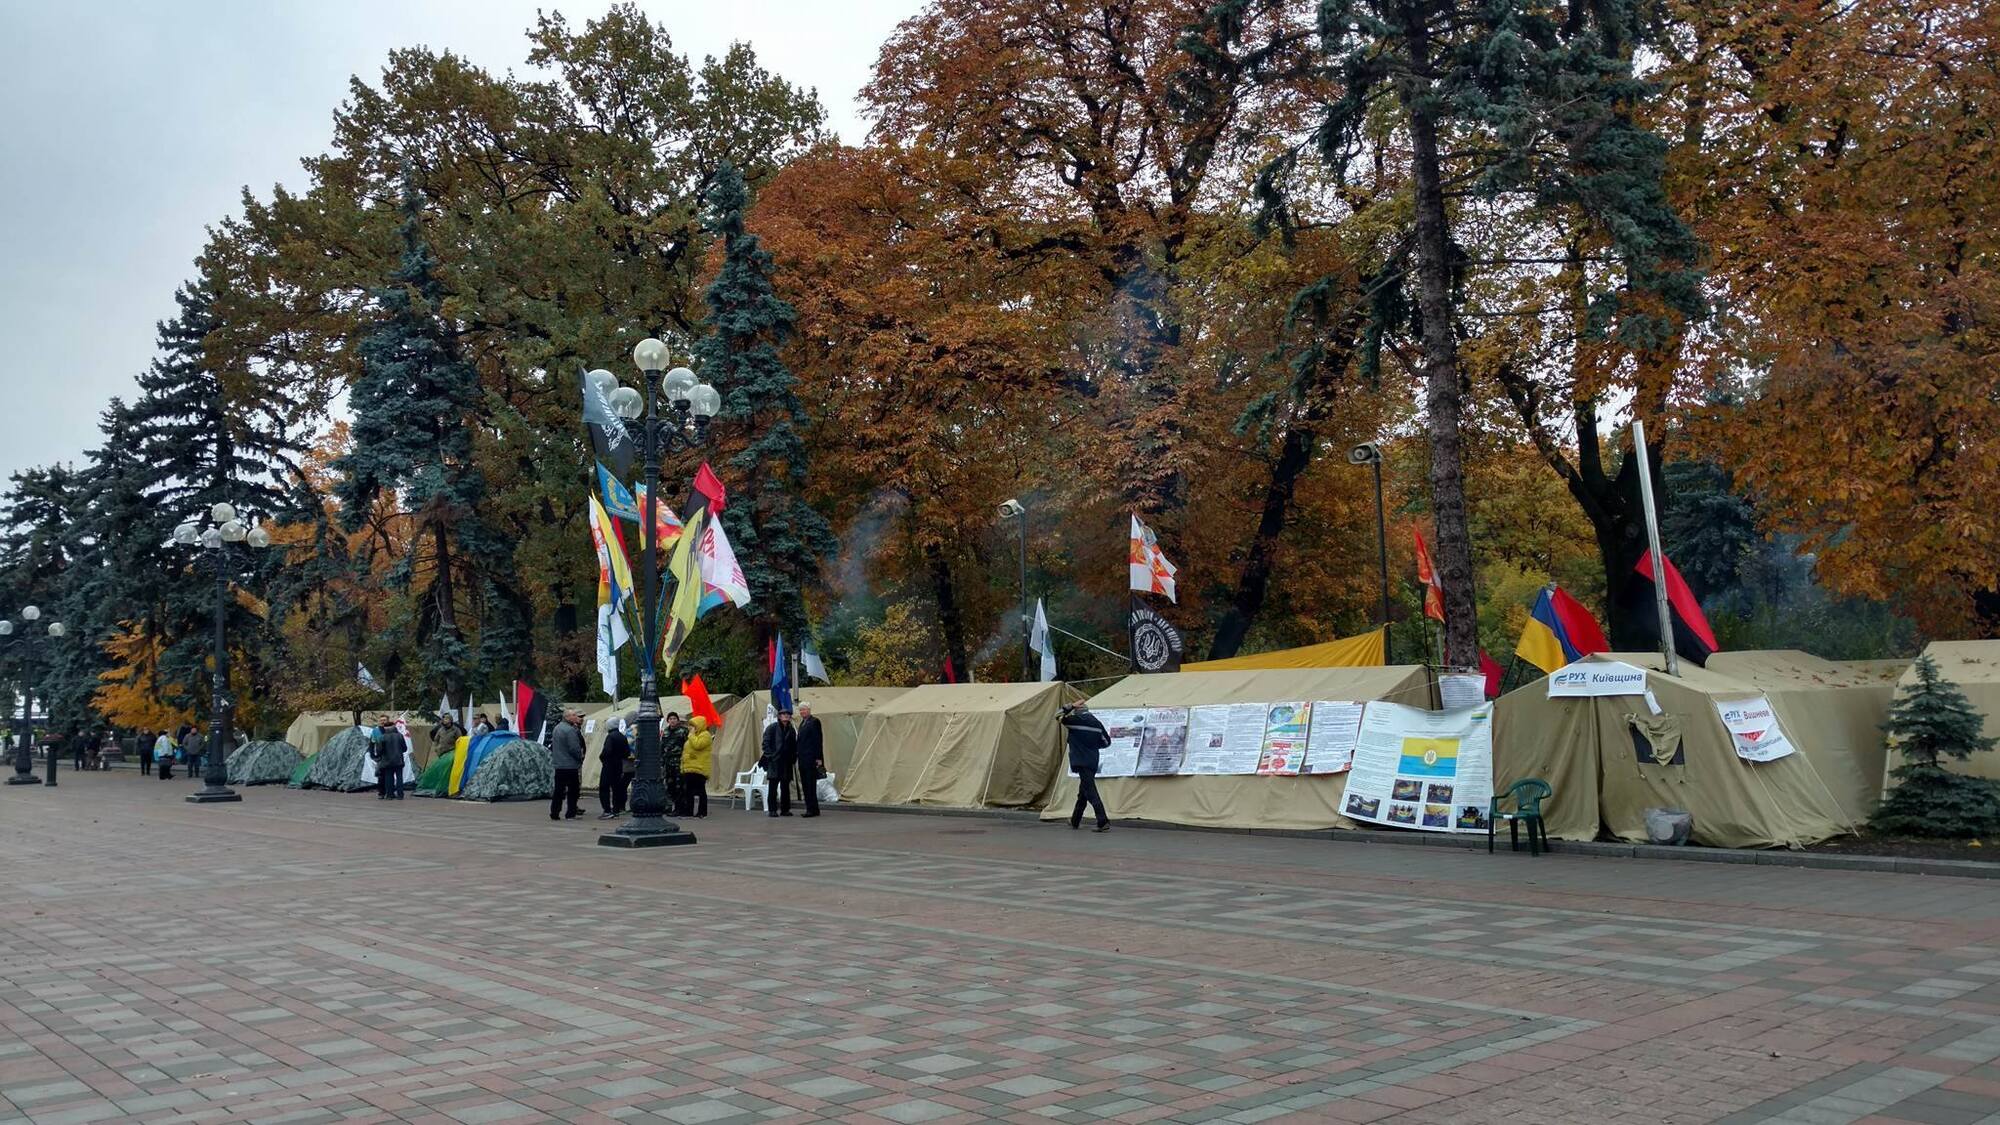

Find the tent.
xmin=282 ymin=711 xmax=444 ymax=767
xmin=578 ymin=694 xmax=738 ymax=792
xmin=1892 ymin=641 xmax=2000 ymax=783
xmin=459 ymin=737 xmax=553 ymax=802
xmin=1494 ymin=653 xmax=1858 ymax=848
xmin=709 ymin=687 xmax=910 ymax=794
xmin=844 ymin=682 xmax=1077 ymax=809
xmin=1182 ymin=628 xmax=1386 ymax=672
xmin=225 ymin=740 xmax=303 ymax=786
xmin=300 ymin=728 xmax=380 ymax=792
xmin=1704 ymin=650 xmax=1897 ymax=822
xmin=1039 ymin=666 xmax=1435 ymax=831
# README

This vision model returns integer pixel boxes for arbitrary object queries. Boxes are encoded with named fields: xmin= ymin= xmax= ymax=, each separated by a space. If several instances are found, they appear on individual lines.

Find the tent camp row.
xmin=263 ymin=637 xmax=2000 ymax=849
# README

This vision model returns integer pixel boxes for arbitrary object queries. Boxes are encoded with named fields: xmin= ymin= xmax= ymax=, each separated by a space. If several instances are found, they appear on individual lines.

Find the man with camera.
xmin=1059 ymin=700 xmax=1112 ymax=832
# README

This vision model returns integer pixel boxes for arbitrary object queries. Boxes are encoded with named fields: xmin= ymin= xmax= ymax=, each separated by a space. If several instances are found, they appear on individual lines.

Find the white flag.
xmin=1128 ymin=514 xmax=1178 ymax=603
xmin=696 ymin=517 xmax=752 ymax=610
xmin=801 ymin=642 xmax=829 ymax=684
xmin=595 ymin=602 xmax=626 ymax=698
xmin=356 ymin=664 xmax=383 ymax=693
xmin=1030 ymin=599 xmax=1057 ymax=682
xmin=437 ymin=694 xmax=452 ymax=722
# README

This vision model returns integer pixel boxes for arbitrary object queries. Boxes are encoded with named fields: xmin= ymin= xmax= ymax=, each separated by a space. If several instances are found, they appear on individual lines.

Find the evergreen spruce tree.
xmin=694 ymin=161 xmax=834 ymax=645
xmin=0 ymin=465 xmax=84 ymax=730
xmin=335 ymin=179 xmax=528 ymax=703
xmin=48 ymin=402 xmax=159 ymax=725
xmin=1872 ymin=654 xmax=2000 ymax=837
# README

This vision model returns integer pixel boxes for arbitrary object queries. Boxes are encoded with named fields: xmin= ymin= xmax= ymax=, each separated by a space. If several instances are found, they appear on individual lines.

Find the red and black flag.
xmin=514 ymin=680 xmax=549 ymax=741
xmin=1624 ymin=552 xmax=1719 ymax=666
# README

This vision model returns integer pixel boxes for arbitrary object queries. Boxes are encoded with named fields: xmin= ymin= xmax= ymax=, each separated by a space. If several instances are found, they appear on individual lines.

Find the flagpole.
xmin=1630 ymin=419 xmax=1679 ymax=677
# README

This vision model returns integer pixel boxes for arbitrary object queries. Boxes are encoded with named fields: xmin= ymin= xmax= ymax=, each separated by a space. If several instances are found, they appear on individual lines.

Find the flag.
xmin=694 ymin=516 xmax=751 ymax=617
xmin=680 ymin=674 xmax=725 ymax=729
xmin=514 ymin=681 xmax=547 ymax=743
xmin=1479 ymin=649 xmax=1504 ymax=700
xmin=356 ymin=664 xmax=382 ymax=693
xmin=693 ymin=462 xmax=727 ymax=510
xmin=579 ymin=366 xmax=633 ymax=476
xmin=1030 ymin=599 xmax=1057 ymax=682
xmin=801 ymin=641 xmax=829 ymax=685
xmin=943 ymin=654 xmax=958 ymax=684
xmin=1128 ymin=514 xmax=1178 ymax=602
xmin=595 ymin=603 xmax=622 ymax=698
xmin=633 ymin=484 xmax=685 ymax=553
xmin=589 ymin=494 xmax=635 ymax=697
xmin=596 ymin=462 xmax=640 ymax=523
xmin=437 ymin=694 xmax=452 ymax=723
xmin=1413 ymin=526 xmax=1445 ymax=623
xmin=1514 ymin=584 xmax=1611 ymax=675
xmin=770 ymin=635 xmax=793 ymax=713
xmin=1629 ymin=552 xmax=1719 ymax=666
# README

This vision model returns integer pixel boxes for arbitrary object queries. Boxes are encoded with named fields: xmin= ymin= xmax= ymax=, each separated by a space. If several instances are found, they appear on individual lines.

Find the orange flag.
xmin=1413 ymin=526 xmax=1446 ymax=623
xmin=680 ymin=674 xmax=725 ymax=729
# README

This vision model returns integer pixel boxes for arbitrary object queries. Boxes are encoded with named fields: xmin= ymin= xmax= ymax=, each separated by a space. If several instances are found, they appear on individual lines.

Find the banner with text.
xmin=1340 ymin=702 xmax=1494 ymax=834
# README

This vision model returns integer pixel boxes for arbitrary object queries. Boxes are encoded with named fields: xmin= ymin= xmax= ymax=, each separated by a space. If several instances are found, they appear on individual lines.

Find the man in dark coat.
xmin=661 ymin=712 xmax=688 ymax=815
xmin=549 ymin=709 xmax=585 ymax=820
xmin=370 ymin=724 xmax=409 ymax=800
xmin=597 ymin=717 xmax=632 ymax=820
xmin=1060 ymin=701 xmax=1112 ymax=832
xmin=761 ymin=708 xmax=798 ymax=817
xmin=795 ymin=702 xmax=824 ymax=818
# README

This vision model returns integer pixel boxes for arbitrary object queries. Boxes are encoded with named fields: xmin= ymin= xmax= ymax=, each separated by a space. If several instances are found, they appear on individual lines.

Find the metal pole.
xmin=42 ymin=679 xmax=56 ymax=786
xmin=1019 ymin=508 xmax=1030 ymax=682
xmin=1372 ymin=458 xmax=1391 ymax=664
xmin=1630 ymin=420 xmax=1679 ymax=677
xmin=7 ymin=677 xmax=36 ymax=785
xmin=191 ymin=542 xmax=241 ymax=803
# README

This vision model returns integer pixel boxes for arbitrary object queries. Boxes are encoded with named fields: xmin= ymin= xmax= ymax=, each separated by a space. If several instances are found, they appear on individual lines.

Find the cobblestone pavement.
xmin=2 ymin=774 xmax=1998 ymax=1124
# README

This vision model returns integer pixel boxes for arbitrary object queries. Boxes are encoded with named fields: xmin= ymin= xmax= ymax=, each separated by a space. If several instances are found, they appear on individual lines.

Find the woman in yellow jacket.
xmin=678 ymin=716 xmax=713 ymax=818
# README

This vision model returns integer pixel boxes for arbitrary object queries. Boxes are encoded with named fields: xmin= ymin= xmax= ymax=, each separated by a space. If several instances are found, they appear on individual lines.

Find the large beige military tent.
xmin=1495 ymin=653 xmax=1858 ymax=848
xmin=1705 ymin=651 xmax=1897 ymax=822
xmin=577 ymin=694 xmax=737 ymax=792
xmin=709 ymin=687 xmax=910 ymax=795
xmin=1038 ymin=666 xmax=1435 ymax=831
xmin=1893 ymin=641 xmax=2000 ymax=783
xmin=844 ymin=682 xmax=1077 ymax=809
xmin=283 ymin=711 xmax=444 ymax=767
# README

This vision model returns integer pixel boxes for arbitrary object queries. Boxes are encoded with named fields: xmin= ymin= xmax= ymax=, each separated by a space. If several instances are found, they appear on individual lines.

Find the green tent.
xmin=286 ymin=757 xmax=314 ymax=788
xmin=414 ymin=751 xmax=455 ymax=797
xmin=227 ymin=740 xmax=303 ymax=785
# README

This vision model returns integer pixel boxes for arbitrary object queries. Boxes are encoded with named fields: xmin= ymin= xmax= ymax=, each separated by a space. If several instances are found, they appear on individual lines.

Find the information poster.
xmin=1302 ymin=701 xmax=1366 ymax=774
xmin=1715 ymin=696 xmax=1797 ymax=762
xmin=1093 ymin=709 xmax=1148 ymax=777
xmin=1255 ymin=702 xmax=1313 ymax=775
xmin=1341 ymin=702 xmax=1494 ymax=834
xmin=1439 ymin=673 xmax=1487 ymax=711
xmin=1135 ymin=708 xmax=1188 ymax=775
xmin=1180 ymin=703 xmax=1266 ymax=775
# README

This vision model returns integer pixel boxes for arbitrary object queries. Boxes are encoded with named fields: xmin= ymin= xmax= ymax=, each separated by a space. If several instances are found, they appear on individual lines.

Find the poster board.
xmin=1255 ymin=702 xmax=1312 ymax=775
xmin=1340 ymin=702 xmax=1493 ymax=834
xmin=1095 ymin=709 xmax=1148 ymax=777
xmin=1135 ymin=708 xmax=1188 ymax=775
xmin=1439 ymin=673 xmax=1487 ymax=711
xmin=1715 ymin=696 xmax=1797 ymax=762
xmin=1302 ymin=701 xmax=1365 ymax=775
xmin=1180 ymin=703 xmax=1265 ymax=775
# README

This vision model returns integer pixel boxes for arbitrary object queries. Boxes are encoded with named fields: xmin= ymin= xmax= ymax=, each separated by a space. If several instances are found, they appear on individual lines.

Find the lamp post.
xmin=998 ymin=499 xmax=1028 ymax=680
xmin=2 ymin=607 xmax=64 ymax=786
xmin=174 ymin=503 xmax=272 ymax=804
xmin=593 ymin=335 xmax=719 ymax=849
xmin=1348 ymin=443 xmax=1393 ymax=664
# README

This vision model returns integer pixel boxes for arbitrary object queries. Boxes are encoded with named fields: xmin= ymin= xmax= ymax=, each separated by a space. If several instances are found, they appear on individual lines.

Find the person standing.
xmin=472 ymin=713 xmax=492 ymax=737
xmin=597 ymin=717 xmax=632 ymax=820
xmin=1061 ymin=701 xmax=1112 ymax=832
xmin=761 ymin=708 xmax=798 ymax=817
xmin=140 ymin=729 xmax=156 ymax=777
xmin=549 ymin=708 xmax=585 ymax=821
xmin=370 ymin=725 xmax=409 ymax=800
xmin=70 ymin=728 xmax=85 ymax=771
xmin=430 ymin=714 xmax=462 ymax=764
xmin=795 ymin=703 xmax=824 ymax=818
xmin=661 ymin=712 xmax=689 ymax=815
xmin=678 ymin=715 xmax=712 ymax=818
xmin=154 ymin=728 xmax=176 ymax=781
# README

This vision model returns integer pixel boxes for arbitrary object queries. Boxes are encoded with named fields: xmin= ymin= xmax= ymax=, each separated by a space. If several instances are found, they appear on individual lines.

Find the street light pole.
xmin=2 ymin=608 xmax=62 ymax=786
xmin=595 ymin=336 xmax=718 ymax=850
xmin=175 ymin=503 xmax=272 ymax=805
xmin=997 ymin=499 xmax=1029 ymax=681
xmin=1350 ymin=443 xmax=1393 ymax=665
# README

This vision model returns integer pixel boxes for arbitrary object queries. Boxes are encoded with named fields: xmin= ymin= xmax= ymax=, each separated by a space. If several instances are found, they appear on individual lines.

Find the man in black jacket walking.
xmin=1060 ymin=702 xmax=1111 ymax=832
xmin=795 ymin=703 xmax=824 ymax=817
xmin=761 ymin=708 xmax=798 ymax=817
xmin=370 ymin=725 xmax=409 ymax=801
xmin=597 ymin=717 xmax=632 ymax=819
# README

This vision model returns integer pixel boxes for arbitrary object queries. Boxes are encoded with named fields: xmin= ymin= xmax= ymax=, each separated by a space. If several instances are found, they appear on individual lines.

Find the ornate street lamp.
xmin=592 ymin=336 xmax=718 ymax=848
xmin=174 ymin=503 xmax=273 ymax=804
xmin=2 ymin=607 xmax=65 ymax=787
xmin=1349 ymin=442 xmax=1393 ymax=664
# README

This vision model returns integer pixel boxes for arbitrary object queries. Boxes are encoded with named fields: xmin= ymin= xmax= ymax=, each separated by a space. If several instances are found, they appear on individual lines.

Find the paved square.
xmin=2 ymin=774 xmax=1998 ymax=1123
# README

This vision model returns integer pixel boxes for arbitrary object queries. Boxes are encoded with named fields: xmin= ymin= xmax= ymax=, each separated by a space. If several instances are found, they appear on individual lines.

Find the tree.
xmin=1872 ymin=654 xmax=2000 ymax=838
xmin=696 ymin=161 xmax=834 ymax=644
xmin=335 ymin=179 xmax=526 ymax=703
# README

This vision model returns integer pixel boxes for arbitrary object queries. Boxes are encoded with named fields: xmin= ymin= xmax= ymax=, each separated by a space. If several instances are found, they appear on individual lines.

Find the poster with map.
xmin=1340 ymin=702 xmax=1493 ymax=834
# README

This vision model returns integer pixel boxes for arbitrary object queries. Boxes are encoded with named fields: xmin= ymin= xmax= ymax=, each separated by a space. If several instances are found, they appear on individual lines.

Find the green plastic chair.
xmin=1490 ymin=778 xmax=1553 ymax=856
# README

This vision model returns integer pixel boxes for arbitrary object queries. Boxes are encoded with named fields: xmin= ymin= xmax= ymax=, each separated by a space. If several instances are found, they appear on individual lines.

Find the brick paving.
xmin=1 ymin=774 xmax=1998 ymax=1124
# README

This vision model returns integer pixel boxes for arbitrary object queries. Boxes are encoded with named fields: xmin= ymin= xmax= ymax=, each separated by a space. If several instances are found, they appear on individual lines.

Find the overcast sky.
xmin=0 ymin=0 xmax=918 ymax=487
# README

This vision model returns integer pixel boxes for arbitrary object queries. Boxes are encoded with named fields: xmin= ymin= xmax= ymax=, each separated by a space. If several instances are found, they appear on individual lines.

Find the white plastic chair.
xmin=733 ymin=766 xmax=767 ymax=811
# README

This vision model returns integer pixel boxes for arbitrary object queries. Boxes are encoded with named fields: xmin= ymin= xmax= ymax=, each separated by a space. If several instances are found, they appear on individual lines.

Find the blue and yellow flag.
xmin=596 ymin=463 xmax=640 ymax=522
xmin=1515 ymin=585 xmax=1608 ymax=675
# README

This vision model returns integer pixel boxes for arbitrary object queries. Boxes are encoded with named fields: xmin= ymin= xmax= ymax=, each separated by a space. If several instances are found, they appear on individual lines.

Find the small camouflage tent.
xmin=299 ymin=727 xmax=416 ymax=792
xmin=226 ymin=740 xmax=303 ymax=785
xmin=459 ymin=737 xmax=553 ymax=802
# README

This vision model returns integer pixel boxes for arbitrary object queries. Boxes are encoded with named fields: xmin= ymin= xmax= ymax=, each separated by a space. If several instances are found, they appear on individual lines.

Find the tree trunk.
xmin=1207 ymin=424 xmax=1315 ymax=660
xmin=1400 ymin=42 xmax=1480 ymax=668
xmin=431 ymin=519 xmax=463 ymax=702
xmin=924 ymin=543 xmax=969 ymax=681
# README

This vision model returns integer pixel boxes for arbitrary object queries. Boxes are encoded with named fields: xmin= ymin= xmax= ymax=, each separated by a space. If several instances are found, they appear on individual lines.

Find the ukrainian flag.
xmin=1515 ymin=585 xmax=1606 ymax=675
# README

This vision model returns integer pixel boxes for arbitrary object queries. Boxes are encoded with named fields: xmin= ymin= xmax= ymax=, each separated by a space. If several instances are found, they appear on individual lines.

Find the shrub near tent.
xmin=1872 ymin=654 xmax=2000 ymax=838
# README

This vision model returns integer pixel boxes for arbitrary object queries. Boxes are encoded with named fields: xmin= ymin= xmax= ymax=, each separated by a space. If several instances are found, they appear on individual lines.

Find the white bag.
xmin=816 ymin=777 xmax=840 ymax=805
